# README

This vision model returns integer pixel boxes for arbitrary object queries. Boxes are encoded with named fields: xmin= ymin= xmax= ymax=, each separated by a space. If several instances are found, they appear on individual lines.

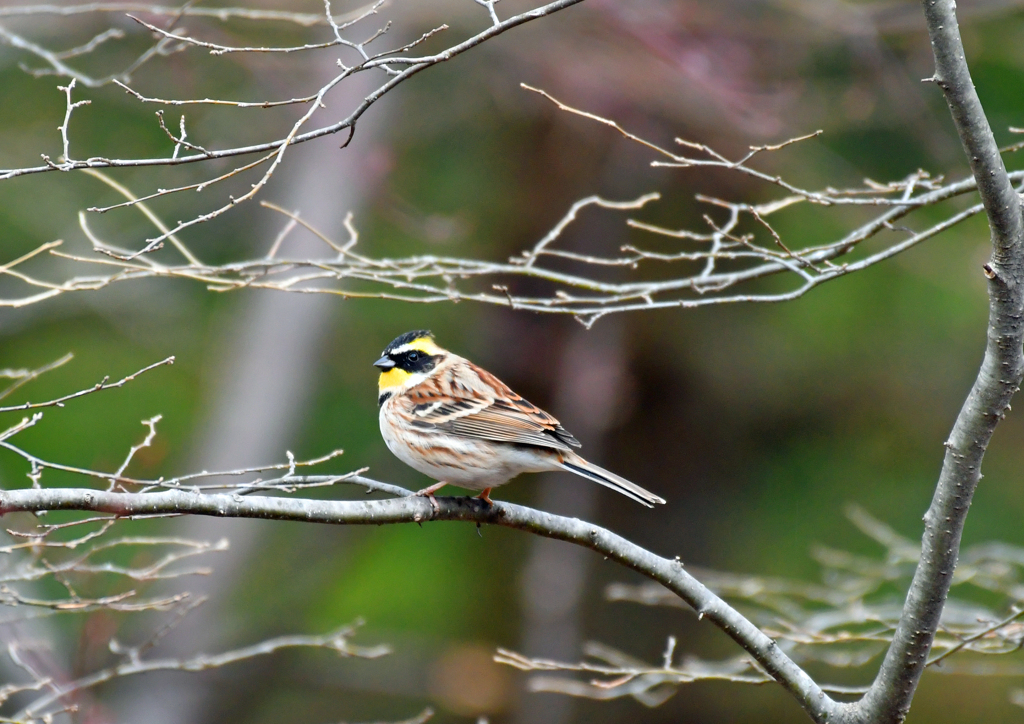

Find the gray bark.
xmin=841 ymin=2 xmax=1024 ymax=722
xmin=0 ymin=485 xmax=836 ymax=721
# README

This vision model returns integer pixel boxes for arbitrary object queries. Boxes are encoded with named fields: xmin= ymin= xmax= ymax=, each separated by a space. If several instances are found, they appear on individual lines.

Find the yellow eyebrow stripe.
xmin=407 ymin=337 xmax=442 ymax=355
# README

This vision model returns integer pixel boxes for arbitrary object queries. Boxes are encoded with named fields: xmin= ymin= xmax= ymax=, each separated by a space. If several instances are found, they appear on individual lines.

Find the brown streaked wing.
xmin=403 ymin=359 xmax=581 ymax=450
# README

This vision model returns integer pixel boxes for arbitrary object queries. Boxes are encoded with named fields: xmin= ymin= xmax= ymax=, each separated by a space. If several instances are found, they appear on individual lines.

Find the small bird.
xmin=374 ymin=330 xmax=665 ymax=507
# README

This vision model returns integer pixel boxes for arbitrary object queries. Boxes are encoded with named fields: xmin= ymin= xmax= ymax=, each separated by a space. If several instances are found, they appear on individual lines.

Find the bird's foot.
xmin=476 ymin=488 xmax=494 ymax=506
xmin=412 ymin=482 xmax=446 ymax=512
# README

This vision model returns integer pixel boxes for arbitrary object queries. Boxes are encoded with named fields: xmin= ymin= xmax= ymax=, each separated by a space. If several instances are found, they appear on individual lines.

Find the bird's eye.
xmin=408 ymin=351 xmax=420 ymax=362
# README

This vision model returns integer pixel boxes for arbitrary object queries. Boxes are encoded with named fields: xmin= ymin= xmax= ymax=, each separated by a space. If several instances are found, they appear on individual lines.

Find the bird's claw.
xmin=412 ymin=483 xmax=446 ymax=513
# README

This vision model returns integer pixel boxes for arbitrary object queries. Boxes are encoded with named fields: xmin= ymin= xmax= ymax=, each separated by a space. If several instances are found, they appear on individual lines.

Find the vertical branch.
xmin=922 ymin=1 xmax=1022 ymax=250
xmin=852 ymin=1 xmax=1024 ymax=722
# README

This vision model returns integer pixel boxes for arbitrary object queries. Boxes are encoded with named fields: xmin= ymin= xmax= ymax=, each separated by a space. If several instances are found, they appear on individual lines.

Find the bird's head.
xmin=374 ymin=330 xmax=447 ymax=400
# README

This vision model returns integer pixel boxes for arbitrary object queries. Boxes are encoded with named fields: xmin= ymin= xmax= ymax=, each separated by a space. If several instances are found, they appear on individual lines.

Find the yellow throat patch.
xmin=377 ymin=336 xmax=442 ymax=391
xmin=378 ymin=367 xmax=411 ymax=390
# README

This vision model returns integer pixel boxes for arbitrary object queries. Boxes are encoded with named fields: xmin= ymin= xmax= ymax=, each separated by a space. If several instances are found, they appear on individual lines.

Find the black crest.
xmin=383 ymin=330 xmax=433 ymax=354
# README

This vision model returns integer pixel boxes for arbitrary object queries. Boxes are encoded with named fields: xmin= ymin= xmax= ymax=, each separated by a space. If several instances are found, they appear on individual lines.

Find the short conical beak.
xmin=374 ymin=356 xmax=396 ymax=370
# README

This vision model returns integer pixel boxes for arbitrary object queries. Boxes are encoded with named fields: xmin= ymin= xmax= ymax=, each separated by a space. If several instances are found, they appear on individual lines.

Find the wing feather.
xmin=401 ymin=357 xmax=581 ymax=451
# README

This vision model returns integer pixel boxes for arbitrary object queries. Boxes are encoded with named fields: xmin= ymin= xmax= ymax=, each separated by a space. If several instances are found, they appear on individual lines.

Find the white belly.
xmin=379 ymin=405 xmax=556 ymax=490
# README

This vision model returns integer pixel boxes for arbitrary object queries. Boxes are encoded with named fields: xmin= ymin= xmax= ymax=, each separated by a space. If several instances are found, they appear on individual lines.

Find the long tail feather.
xmin=558 ymin=453 xmax=665 ymax=507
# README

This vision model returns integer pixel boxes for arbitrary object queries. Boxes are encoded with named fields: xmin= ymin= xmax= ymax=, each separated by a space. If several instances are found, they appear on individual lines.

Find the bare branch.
xmin=850 ymin=2 xmax=1024 ymax=722
xmin=6 ymin=162 xmax=1013 ymax=325
xmin=0 ymin=356 xmax=174 ymax=413
xmin=12 ymin=622 xmax=388 ymax=722
xmin=0 ymin=0 xmax=587 ymax=180
xmin=0 ymin=0 xmax=589 ymax=284
xmin=0 ymin=354 xmax=74 ymax=404
xmin=0 ymin=3 xmax=375 ymax=26
xmin=112 ymin=78 xmax=319 ymax=108
xmin=0 ymin=6 xmax=1013 ymax=335
xmin=3 ymin=83 xmax=1017 ymax=325
xmin=0 ymin=24 xmax=107 ymax=87
xmin=0 ymin=485 xmax=841 ymax=722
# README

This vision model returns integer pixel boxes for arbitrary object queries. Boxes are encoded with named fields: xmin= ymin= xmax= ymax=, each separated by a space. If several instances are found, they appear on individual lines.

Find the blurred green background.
xmin=1 ymin=1 xmax=1023 ymax=722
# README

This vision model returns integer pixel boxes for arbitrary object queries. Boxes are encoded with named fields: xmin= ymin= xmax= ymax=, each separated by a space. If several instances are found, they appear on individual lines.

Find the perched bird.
xmin=374 ymin=330 xmax=665 ymax=507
